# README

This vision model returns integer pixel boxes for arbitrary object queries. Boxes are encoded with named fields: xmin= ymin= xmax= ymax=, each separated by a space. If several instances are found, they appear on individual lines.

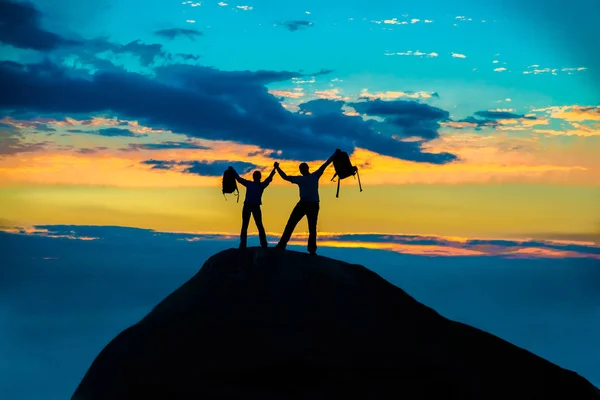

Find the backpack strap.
xmin=336 ymin=178 xmax=341 ymax=198
xmin=330 ymin=172 xmax=338 ymax=182
xmin=356 ymin=168 xmax=363 ymax=192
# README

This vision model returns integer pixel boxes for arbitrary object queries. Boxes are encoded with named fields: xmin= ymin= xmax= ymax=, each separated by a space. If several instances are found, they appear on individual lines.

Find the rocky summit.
xmin=72 ymin=248 xmax=600 ymax=399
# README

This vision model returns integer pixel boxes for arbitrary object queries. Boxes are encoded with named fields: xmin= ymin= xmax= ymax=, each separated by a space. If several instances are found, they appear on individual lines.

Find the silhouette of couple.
xmin=230 ymin=149 xmax=339 ymax=256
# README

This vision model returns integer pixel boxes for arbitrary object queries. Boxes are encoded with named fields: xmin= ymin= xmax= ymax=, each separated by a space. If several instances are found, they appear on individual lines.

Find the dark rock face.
xmin=72 ymin=248 xmax=600 ymax=399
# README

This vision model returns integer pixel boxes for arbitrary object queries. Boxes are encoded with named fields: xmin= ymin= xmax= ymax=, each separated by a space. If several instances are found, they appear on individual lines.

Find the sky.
xmin=1 ymin=2 xmax=600 ymax=397
xmin=0 ymin=0 xmax=599 ymax=243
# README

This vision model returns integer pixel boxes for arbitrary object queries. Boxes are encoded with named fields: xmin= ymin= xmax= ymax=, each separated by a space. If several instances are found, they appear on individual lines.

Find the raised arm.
xmin=314 ymin=149 xmax=339 ymax=178
xmin=261 ymin=168 xmax=277 ymax=188
xmin=230 ymin=166 xmax=250 ymax=187
xmin=274 ymin=162 xmax=298 ymax=183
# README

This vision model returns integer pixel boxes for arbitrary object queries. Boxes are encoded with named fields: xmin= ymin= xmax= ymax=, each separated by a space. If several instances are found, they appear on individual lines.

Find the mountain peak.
xmin=72 ymin=247 xmax=600 ymax=399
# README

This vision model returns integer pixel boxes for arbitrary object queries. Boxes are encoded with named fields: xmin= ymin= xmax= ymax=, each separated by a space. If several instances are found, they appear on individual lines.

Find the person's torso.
xmin=244 ymin=182 xmax=265 ymax=205
xmin=296 ymin=174 xmax=320 ymax=202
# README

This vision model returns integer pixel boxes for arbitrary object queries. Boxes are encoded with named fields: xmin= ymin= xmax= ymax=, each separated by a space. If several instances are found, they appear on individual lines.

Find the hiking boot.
xmin=275 ymin=244 xmax=285 ymax=250
xmin=309 ymin=251 xmax=317 ymax=257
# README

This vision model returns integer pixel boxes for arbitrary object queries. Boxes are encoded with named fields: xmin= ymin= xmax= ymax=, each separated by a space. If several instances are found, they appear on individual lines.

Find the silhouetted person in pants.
xmin=230 ymin=166 xmax=276 ymax=249
xmin=274 ymin=150 xmax=339 ymax=255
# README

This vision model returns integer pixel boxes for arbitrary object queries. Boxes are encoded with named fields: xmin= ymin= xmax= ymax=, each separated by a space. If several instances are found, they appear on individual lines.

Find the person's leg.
xmin=306 ymin=202 xmax=320 ymax=255
xmin=276 ymin=202 xmax=306 ymax=249
xmin=239 ymin=204 xmax=251 ymax=248
xmin=252 ymin=205 xmax=268 ymax=248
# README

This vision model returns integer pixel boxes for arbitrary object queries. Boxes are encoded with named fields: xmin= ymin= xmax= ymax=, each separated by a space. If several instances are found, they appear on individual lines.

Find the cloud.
xmin=298 ymin=99 xmax=345 ymax=115
xmin=523 ymin=66 xmax=587 ymax=76
xmin=452 ymin=53 xmax=467 ymax=59
xmin=0 ymin=124 xmax=48 ymax=156
xmin=314 ymin=88 xmax=344 ymax=100
xmin=533 ymin=122 xmax=600 ymax=137
xmin=347 ymin=99 xmax=454 ymax=146
xmin=281 ymin=20 xmax=313 ymax=31
xmin=67 ymin=127 xmax=142 ymax=137
xmin=0 ymin=59 xmax=457 ymax=164
xmin=64 ymin=36 xmax=200 ymax=70
xmin=494 ymin=67 xmax=507 ymax=72
xmin=120 ymin=141 xmax=210 ymax=151
xmin=236 ymin=5 xmax=253 ymax=11
xmin=0 ymin=137 xmax=48 ymax=156
xmin=384 ymin=50 xmax=438 ymax=58
xmin=76 ymin=146 xmax=108 ymax=154
xmin=154 ymin=28 xmax=203 ymax=40
xmin=268 ymin=89 xmax=304 ymax=99
xmin=141 ymin=159 xmax=257 ymax=176
xmin=1 ymin=117 xmax=56 ymax=132
xmin=444 ymin=110 xmax=546 ymax=132
xmin=538 ymin=106 xmax=600 ymax=122
xmin=360 ymin=90 xmax=439 ymax=100
xmin=474 ymin=110 xmax=537 ymax=120
xmin=0 ymin=0 xmax=81 ymax=51
xmin=96 ymin=127 xmax=140 ymax=137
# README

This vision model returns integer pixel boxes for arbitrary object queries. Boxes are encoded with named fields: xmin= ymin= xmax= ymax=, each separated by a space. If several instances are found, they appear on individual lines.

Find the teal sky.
xmin=12 ymin=0 xmax=599 ymax=118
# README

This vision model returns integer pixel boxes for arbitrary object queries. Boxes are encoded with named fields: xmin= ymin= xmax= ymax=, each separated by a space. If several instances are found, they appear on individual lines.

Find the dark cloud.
xmin=118 ymin=40 xmax=164 ymax=66
xmin=95 ymin=128 xmax=139 ymax=137
xmin=0 ymin=0 xmax=81 ymax=51
xmin=350 ymin=100 xmax=448 ymax=119
xmin=72 ymin=37 xmax=200 ymax=69
xmin=174 ymin=53 xmax=201 ymax=61
xmin=445 ymin=110 xmax=539 ymax=131
xmin=141 ymin=159 xmax=257 ymax=176
xmin=299 ymin=99 xmax=345 ymax=115
xmin=66 ymin=127 xmax=141 ymax=137
xmin=76 ymin=146 xmax=108 ymax=154
xmin=0 ymin=136 xmax=48 ymax=156
xmin=120 ymin=141 xmax=210 ymax=152
xmin=141 ymin=159 xmax=175 ymax=170
xmin=0 ymin=60 xmax=456 ymax=164
xmin=474 ymin=110 xmax=537 ymax=120
xmin=155 ymin=28 xmax=203 ymax=40
xmin=451 ymin=116 xmax=500 ymax=130
xmin=281 ymin=20 xmax=313 ymax=32
xmin=348 ymin=99 xmax=451 ymax=141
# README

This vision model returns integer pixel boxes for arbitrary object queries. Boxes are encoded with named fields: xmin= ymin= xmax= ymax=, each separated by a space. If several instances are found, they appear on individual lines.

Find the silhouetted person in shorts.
xmin=230 ymin=166 xmax=276 ymax=249
xmin=274 ymin=149 xmax=339 ymax=256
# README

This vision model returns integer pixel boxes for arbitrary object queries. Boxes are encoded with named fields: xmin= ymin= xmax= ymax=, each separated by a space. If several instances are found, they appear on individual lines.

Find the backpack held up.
xmin=330 ymin=150 xmax=362 ymax=198
xmin=222 ymin=167 xmax=239 ymax=203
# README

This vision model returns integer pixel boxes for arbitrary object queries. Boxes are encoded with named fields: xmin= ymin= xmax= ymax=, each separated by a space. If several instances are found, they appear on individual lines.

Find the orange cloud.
xmin=314 ymin=88 xmax=345 ymax=100
xmin=536 ymin=106 xmax=600 ymax=122
xmin=360 ymin=89 xmax=436 ymax=100
xmin=268 ymin=90 xmax=305 ymax=99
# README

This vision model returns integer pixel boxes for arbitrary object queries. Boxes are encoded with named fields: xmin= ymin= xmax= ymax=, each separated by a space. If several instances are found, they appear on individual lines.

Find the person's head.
xmin=299 ymin=162 xmax=309 ymax=176
xmin=252 ymin=171 xmax=262 ymax=182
